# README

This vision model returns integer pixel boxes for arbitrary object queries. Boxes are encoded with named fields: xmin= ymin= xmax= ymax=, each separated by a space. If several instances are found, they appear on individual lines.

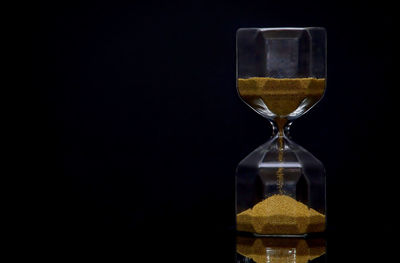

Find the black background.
xmin=28 ymin=0 xmax=395 ymax=261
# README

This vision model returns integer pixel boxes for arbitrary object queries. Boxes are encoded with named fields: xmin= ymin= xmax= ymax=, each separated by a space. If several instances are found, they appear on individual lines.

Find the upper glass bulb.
xmin=236 ymin=27 xmax=327 ymax=121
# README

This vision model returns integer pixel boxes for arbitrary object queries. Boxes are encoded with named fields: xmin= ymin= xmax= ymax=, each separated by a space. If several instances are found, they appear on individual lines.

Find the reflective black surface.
xmin=28 ymin=228 xmax=394 ymax=262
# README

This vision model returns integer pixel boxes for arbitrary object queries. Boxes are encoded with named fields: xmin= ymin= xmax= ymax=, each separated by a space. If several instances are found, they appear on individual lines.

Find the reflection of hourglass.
xmin=236 ymin=236 xmax=326 ymax=263
xmin=236 ymin=28 xmax=327 ymax=236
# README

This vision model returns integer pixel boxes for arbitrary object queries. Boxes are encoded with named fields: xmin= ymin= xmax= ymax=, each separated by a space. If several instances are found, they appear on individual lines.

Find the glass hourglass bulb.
xmin=235 ymin=27 xmax=327 ymax=236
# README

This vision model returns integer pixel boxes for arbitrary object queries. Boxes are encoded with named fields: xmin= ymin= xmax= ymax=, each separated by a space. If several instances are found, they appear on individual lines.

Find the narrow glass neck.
xmin=270 ymin=118 xmax=292 ymax=138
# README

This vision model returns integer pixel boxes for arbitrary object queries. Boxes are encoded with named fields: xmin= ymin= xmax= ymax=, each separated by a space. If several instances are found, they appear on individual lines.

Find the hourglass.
xmin=236 ymin=27 xmax=327 ymax=236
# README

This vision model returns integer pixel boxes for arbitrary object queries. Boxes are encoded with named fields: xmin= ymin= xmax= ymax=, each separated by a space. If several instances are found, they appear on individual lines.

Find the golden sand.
xmin=237 ymin=77 xmax=325 ymax=116
xmin=237 ymin=195 xmax=325 ymax=235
